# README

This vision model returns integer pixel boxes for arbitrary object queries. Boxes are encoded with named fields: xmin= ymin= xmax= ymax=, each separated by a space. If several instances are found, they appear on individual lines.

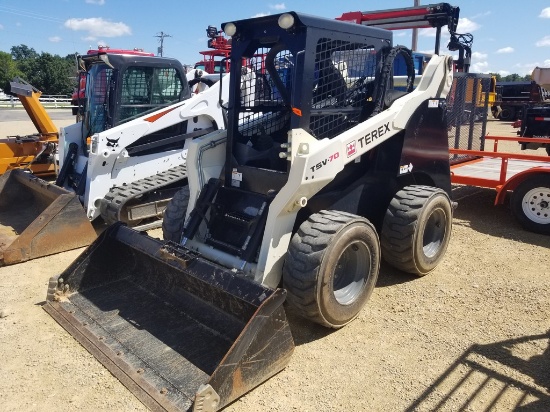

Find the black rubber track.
xmin=162 ymin=185 xmax=190 ymax=242
xmin=381 ymin=185 xmax=452 ymax=276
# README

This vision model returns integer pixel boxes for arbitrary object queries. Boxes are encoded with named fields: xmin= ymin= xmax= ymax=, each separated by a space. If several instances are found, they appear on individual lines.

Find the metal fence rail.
xmin=0 ymin=95 xmax=73 ymax=109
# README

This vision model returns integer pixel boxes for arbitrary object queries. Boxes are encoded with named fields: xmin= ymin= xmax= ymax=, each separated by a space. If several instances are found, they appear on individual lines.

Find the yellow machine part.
xmin=2 ymin=78 xmax=59 ymax=176
xmin=0 ymin=139 xmax=56 ymax=176
xmin=13 ymin=80 xmax=58 ymax=136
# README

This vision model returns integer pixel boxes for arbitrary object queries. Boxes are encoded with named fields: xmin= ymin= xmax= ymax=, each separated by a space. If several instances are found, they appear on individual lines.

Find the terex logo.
xmin=358 ymin=122 xmax=390 ymax=148
xmin=346 ymin=141 xmax=357 ymax=157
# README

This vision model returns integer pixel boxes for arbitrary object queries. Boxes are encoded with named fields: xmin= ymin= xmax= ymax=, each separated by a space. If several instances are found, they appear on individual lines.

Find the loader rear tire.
xmin=162 ymin=186 xmax=190 ymax=242
xmin=381 ymin=185 xmax=452 ymax=276
xmin=283 ymin=210 xmax=380 ymax=329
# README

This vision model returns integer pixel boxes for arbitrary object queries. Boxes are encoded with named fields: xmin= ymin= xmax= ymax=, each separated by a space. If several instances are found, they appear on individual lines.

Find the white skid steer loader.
xmin=0 ymin=51 xmax=227 ymax=265
xmin=45 ymin=11 xmax=455 ymax=412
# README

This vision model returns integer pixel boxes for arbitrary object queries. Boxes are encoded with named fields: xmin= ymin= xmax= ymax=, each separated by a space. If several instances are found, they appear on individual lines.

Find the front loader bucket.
xmin=43 ymin=223 xmax=294 ymax=412
xmin=0 ymin=169 xmax=97 ymax=265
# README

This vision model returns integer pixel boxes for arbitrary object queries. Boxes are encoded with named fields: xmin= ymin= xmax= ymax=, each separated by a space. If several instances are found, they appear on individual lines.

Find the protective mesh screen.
xmin=310 ymin=39 xmax=376 ymax=139
xmin=447 ymin=73 xmax=490 ymax=164
xmin=238 ymin=47 xmax=292 ymax=142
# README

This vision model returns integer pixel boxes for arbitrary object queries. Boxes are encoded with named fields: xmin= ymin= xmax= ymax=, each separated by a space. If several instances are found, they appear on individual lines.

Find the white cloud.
xmin=269 ymin=3 xmax=285 ymax=10
xmin=470 ymin=61 xmax=489 ymax=73
xmin=419 ymin=27 xmax=436 ymax=38
xmin=251 ymin=13 xmax=269 ymax=18
xmin=420 ymin=18 xmax=479 ymax=38
xmin=48 ymin=36 xmax=61 ymax=43
xmin=0 ymin=24 xmax=4 ymax=30
xmin=513 ymin=62 xmax=541 ymax=75
xmin=456 ymin=18 xmax=480 ymax=33
xmin=472 ymin=51 xmax=487 ymax=60
xmin=85 ymin=0 xmax=106 ymax=5
xmin=544 ymin=59 xmax=550 ymax=66
xmin=496 ymin=47 xmax=514 ymax=54
xmin=64 ymin=17 xmax=131 ymax=37
xmin=539 ymin=7 xmax=550 ymax=18
xmin=497 ymin=70 xmax=510 ymax=76
xmin=536 ymin=35 xmax=550 ymax=47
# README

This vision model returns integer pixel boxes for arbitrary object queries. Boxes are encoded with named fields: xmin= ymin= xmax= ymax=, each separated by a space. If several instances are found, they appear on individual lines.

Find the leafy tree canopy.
xmin=0 ymin=44 xmax=77 ymax=95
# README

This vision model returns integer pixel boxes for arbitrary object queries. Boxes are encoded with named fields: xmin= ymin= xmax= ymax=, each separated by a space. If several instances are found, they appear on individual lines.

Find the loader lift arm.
xmin=9 ymin=77 xmax=58 ymax=138
xmin=0 ymin=78 xmax=59 ymax=177
xmin=336 ymin=2 xmax=472 ymax=72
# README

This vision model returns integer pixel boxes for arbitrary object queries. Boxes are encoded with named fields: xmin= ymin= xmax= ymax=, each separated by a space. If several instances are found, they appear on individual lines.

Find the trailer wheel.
xmin=510 ymin=175 xmax=550 ymax=235
xmin=162 ymin=186 xmax=190 ymax=242
xmin=381 ymin=185 xmax=452 ymax=276
xmin=283 ymin=210 xmax=380 ymax=329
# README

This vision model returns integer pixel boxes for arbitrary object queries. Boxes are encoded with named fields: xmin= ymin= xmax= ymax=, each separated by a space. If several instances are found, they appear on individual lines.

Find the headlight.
xmin=278 ymin=13 xmax=295 ymax=30
xmin=224 ymin=23 xmax=237 ymax=37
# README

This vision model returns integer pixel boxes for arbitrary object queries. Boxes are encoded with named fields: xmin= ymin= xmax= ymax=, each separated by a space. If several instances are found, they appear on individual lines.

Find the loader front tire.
xmin=381 ymin=185 xmax=452 ymax=276
xmin=283 ymin=210 xmax=380 ymax=329
xmin=162 ymin=186 xmax=190 ymax=242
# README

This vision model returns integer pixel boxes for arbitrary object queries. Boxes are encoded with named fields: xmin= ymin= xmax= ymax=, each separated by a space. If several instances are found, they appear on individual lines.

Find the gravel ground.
xmin=0 ymin=113 xmax=548 ymax=411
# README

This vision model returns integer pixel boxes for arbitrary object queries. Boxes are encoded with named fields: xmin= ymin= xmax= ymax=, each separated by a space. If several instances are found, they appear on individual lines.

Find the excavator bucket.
xmin=43 ymin=223 xmax=294 ymax=412
xmin=0 ymin=169 xmax=97 ymax=265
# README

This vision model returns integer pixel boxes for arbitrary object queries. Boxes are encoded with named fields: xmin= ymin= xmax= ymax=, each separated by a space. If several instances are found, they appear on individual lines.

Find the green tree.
xmin=8 ymin=44 xmax=77 ymax=95
xmin=32 ymin=53 xmax=75 ymax=95
xmin=10 ymin=44 xmax=38 ymax=60
xmin=0 ymin=51 xmax=22 ymax=93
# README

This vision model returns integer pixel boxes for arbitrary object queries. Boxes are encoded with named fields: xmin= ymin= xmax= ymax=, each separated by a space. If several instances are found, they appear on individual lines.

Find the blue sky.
xmin=0 ymin=0 xmax=549 ymax=76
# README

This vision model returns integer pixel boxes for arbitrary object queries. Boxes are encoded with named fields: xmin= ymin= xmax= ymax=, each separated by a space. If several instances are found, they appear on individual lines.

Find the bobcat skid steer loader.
xmin=0 ymin=52 xmax=227 ymax=265
xmin=45 ymin=11 xmax=455 ymax=411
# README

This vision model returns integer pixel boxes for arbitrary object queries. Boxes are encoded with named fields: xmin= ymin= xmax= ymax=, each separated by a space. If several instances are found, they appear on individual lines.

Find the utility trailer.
xmin=450 ymin=135 xmax=550 ymax=235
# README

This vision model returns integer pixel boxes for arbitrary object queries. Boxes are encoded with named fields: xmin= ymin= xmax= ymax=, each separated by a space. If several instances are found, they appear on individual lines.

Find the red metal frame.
xmin=450 ymin=135 xmax=550 ymax=204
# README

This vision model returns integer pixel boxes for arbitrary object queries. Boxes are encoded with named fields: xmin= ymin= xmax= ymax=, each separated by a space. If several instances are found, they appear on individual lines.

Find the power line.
xmin=154 ymin=31 xmax=172 ymax=57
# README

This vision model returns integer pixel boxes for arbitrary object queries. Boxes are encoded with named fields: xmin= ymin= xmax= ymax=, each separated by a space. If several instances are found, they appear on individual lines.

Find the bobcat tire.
xmin=283 ymin=210 xmax=380 ymax=329
xmin=162 ymin=185 xmax=190 ymax=242
xmin=381 ymin=185 xmax=452 ymax=276
xmin=510 ymin=175 xmax=550 ymax=235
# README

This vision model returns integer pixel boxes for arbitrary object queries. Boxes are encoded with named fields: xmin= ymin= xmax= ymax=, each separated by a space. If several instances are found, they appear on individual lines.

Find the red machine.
xmin=336 ymin=2 xmax=472 ymax=72
xmin=193 ymin=26 xmax=231 ymax=74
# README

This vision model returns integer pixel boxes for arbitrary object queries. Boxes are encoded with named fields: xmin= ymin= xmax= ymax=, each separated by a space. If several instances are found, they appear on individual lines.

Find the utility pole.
xmin=154 ymin=31 xmax=172 ymax=57
xmin=411 ymin=0 xmax=420 ymax=51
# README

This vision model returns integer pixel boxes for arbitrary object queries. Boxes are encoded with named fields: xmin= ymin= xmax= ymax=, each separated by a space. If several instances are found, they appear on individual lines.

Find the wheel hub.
xmin=522 ymin=187 xmax=550 ymax=225
xmin=333 ymin=240 xmax=370 ymax=305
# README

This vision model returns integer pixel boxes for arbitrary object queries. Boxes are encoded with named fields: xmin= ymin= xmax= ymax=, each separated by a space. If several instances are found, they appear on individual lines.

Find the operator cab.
xmin=183 ymin=12 xmax=409 ymax=263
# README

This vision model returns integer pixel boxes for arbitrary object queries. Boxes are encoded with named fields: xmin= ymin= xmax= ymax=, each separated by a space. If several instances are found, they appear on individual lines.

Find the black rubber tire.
xmin=283 ymin=210 xmax=380 ymax=329
xmin=162 ymin=186 xmax=190 ymax=242
xmin=381 ymin=185 xmax=452 ymax=276
xmin=510 ymin=175 xmax=550 ymax=235
xmin=499 ymin=106 xmax=515 ymax=121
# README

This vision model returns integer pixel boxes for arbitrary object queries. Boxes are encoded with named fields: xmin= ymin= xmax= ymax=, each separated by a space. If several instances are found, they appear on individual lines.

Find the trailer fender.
xmin=495 ymin=167 xmax=550 ymax=205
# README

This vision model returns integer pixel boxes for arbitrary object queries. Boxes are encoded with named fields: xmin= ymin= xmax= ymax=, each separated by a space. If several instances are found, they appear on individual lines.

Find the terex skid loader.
xmin=45 ymin=12 xmax=455 ymax=411
xmin=0 ymin=51 xmax=227 ymax=265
